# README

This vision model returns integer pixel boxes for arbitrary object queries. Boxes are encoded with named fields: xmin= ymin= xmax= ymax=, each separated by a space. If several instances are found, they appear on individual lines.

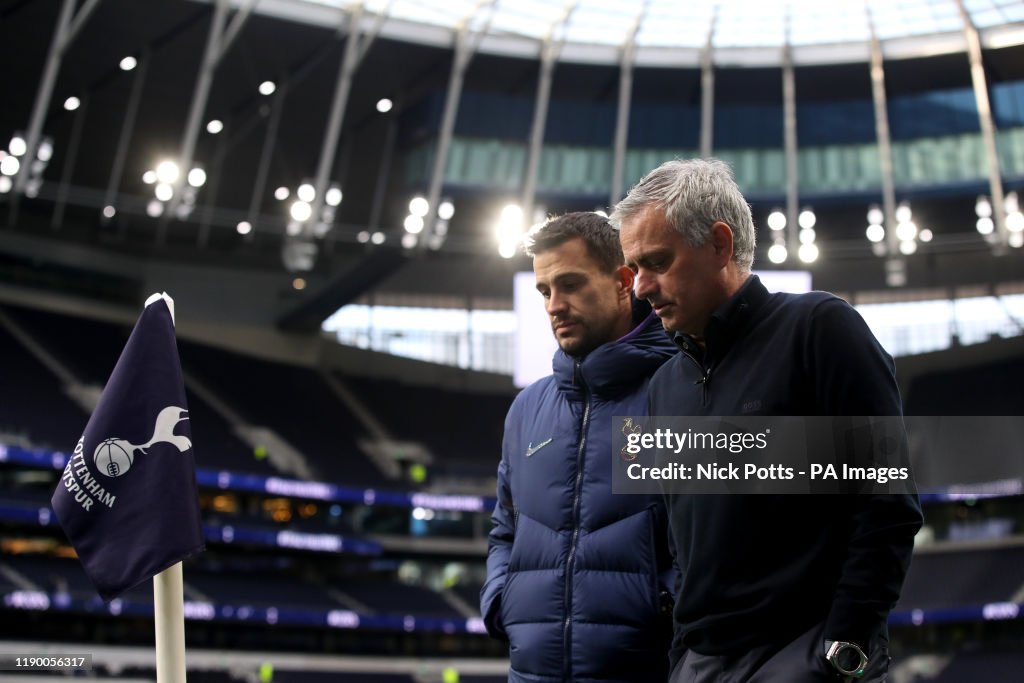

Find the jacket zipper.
xmin=682 ymin=351 xmax=712 ymax=407
xmin=563 ymin=359 xmax=591 ymax=680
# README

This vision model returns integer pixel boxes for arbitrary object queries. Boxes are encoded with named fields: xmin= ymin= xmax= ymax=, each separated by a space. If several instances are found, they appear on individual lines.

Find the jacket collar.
xmin=673 ymin=274 xmax=769 ymax=362
xmin=553 ymin=299 xmax=676 ymax=399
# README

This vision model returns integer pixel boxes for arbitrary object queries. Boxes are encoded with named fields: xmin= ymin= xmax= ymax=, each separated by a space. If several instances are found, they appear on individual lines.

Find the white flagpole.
xmin=154 ymin=562 xmax=187 ymax=683
xmin=146 ymin=292 xmax=187 ymax=683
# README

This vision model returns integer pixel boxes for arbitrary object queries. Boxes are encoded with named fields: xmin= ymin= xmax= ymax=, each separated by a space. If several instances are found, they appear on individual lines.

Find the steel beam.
xmin=421 ymin=0 xmax=496 ymax=247
xmin=782 ymin=42 xmax=799 ymax=255
xmin=699 ymin=10 xmax=718 ymax=159
xmin=158 ymin=0 xmax=248 ymax=242
xmin=957 ymin=0 xmax=1008 ymax=251
xmin=610 ymin=9 xmax=646 ymax=207
xmin=867 ymin=11 xmax=903 ymax=282
xmin=51 ymin=96 xmax=87 ymax=229
xmin=306 ymin=5 xmax=365 ymax=239
xmin=521 ymin=2 xmax=577 ymax=226
xmin=103 ymin=51 xmax=149 ymax=230
xmin=14 ymin=0 xmax=101 ymax=194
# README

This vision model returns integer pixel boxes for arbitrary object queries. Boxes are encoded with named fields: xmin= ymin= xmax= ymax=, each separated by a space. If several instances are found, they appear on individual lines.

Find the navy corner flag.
xmin=51 ymin=296 xmax=205 ymax=602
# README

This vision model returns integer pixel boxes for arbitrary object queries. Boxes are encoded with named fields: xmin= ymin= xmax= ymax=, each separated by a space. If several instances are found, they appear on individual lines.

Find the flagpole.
xmin=154 ymin=562 xmax=187 ymax=683
xmin=147 ymin=292 xmax=187 ymax=683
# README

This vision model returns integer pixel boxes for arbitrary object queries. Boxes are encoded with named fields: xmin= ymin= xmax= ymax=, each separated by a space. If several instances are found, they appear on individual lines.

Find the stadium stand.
xmin=897 ymin=545 xmax=1024 ymax=611
xmin=921 ymin=651 xmax=1024 ymax=682
xmin=0 ymin=308 xmax=90 ymax=450
xmin=177 ymin=341 xmax=384 ymax=487
xmin=0 ymin=304 xmax=277 ymax=476
xmin=345 ymin=374 xmax=508 ymax=481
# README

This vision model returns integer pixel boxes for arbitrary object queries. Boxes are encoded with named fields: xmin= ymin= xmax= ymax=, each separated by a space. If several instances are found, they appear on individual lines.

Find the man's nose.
xmin=546 ymin=290 xmax=568 ymax=316
xmin=634 ymin=270 xmax=656 ymax=300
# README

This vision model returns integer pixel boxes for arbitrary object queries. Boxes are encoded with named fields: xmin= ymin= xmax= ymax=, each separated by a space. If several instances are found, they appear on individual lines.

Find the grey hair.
xmin=609 ymin=158 xmax=756 ymax=271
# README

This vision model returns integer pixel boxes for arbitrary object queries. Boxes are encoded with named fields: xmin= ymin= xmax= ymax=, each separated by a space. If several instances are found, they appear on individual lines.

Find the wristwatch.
xmin=824 ymin=640 xmax=868 ymax=678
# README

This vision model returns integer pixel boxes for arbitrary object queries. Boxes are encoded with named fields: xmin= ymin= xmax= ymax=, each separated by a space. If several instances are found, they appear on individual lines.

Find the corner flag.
xmin=51 ymin=294 xmax=205 ymax=601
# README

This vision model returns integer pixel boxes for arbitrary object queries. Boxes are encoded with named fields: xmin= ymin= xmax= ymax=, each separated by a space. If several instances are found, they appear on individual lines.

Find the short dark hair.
xmin=523 ymin=212 xmax=624 ymax=273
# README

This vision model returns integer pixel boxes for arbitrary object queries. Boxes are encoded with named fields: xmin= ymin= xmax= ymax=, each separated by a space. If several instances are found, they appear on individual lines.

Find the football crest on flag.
xmin=92 ymin=406 xmax=192 ymax=478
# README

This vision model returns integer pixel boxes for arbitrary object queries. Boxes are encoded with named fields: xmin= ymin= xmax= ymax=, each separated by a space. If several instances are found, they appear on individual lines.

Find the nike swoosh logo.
xmin=525 ymin=438 xmax=553 ymax=457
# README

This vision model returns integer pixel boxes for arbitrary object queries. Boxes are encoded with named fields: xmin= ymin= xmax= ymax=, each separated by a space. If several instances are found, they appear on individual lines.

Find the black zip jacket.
xmin=648 ymin=275 xmax=923 ymax=662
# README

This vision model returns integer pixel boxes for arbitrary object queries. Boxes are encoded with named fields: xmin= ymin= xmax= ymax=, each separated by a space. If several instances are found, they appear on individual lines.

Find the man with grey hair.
xmin=613 ymin=159 xmax=922 ymax=682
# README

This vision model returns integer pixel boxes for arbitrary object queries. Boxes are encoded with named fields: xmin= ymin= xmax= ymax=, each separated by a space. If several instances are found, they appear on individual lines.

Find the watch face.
xmin=835 ymin=646 xmax=864 ymax=671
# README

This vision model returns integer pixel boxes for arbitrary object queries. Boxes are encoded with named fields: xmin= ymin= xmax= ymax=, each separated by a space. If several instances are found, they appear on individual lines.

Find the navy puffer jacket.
xmin=481 ymin=306 xmax=677 ymax=682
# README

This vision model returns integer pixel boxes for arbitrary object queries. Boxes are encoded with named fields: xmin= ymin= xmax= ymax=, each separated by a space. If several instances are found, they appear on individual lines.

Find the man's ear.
xmin=710 ymin=221 xmax=735 ymax=268
xmin=615 ymin=265 xmax=635 ymax=299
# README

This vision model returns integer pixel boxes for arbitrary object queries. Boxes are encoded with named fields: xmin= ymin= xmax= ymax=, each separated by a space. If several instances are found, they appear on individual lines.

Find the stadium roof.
xmin=258 ymin=0 xmax=1024 ymax=65
xmin=1 ymin=0 xmax=1023 ymax=314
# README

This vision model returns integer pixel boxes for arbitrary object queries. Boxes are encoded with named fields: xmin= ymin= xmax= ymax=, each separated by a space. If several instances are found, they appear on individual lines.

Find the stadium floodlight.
xmin=1005 ymin=192 xmax=1019 ymax=215
xmin=767 ymin=210 xmax=786 ymax=231
xmin=154 ymin=183 xmax=174 ymax=202
xmin=767 ymin=243 xmax=787 ymax=264
xmin=975 ymin=195 xmax=992 ymax=218
xmin=1007 ymin=212 xmax=1024 ymax=233
xmin=187 ymin=167 xmax=207 ymax=188
xmin=8 ymin=135 xmax=27 ymax=157
xmin=409 ymin=196 xmax=429 ymax=217
xmin=495 ymin=204 xmax=523 ymax=241
xmin=155 ymin=160 xmax=179 ymax=184
xmin=895 ymin=221 xmax=917 ymax=242
xmin=498 ymin=240 xmax=518 ymax=259
xmin=325 ymin=186 xmax=343 ymax=207
xmin=0 ymin=155 xmax=20 ymax=176
xmin=36 ymin=138 xmax=54 ymax=162
xmin=404 ymin=214 xmax=424 ymax=234
xmin=895 ymin=202 xmax=912 ymax=224
xmin=798 ymin=242 xmax=819 ymax=263
xmin=290 ymin=200 xmax=312 ymax=222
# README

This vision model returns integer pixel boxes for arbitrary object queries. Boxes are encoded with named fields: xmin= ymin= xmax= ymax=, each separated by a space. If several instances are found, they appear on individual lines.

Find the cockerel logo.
xmin=93 ymin=406 xmax=192 ymax=478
